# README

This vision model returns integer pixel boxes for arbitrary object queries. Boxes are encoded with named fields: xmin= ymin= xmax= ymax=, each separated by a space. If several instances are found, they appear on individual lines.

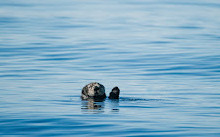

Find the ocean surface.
xmin=0 ymin=0 xmax=220 ymax=136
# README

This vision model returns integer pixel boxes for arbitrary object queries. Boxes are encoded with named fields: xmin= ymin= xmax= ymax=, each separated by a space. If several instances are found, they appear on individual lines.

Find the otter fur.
xmin=81 ymin=82 xmax=120 ymax=100
xmin=81 ymin=82 xmax=106 ymax=100
xmin=108 ymin=86 xmax=120 ymax=99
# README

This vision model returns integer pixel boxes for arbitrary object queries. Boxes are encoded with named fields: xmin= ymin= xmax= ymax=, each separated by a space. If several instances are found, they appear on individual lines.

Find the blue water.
xmin=1 ymin=0 xmax=220 ymax=136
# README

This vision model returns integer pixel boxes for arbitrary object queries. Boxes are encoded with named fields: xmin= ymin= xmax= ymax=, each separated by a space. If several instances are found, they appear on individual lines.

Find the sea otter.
xmin=81 ymin=82 xmax=120 ymax=100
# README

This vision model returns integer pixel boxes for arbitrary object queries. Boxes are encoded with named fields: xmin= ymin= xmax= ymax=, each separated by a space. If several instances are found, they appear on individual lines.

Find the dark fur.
xmin=108 ymin=86 xmax=120 ymax=99
xmin=81 ymin=82 xmax=106 ymax=100
xmin=81 ymin=82 xmax=120 ymax=100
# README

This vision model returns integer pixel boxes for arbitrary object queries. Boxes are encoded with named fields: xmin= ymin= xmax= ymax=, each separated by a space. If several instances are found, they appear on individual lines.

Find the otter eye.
xmin=94 ymin=86 xmax=100 ymax=91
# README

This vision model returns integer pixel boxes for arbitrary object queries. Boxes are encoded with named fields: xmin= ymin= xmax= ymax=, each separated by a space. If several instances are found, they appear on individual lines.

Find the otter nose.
xmin=94 ymin=86 xmax=100 ymax=91
xmin=94 ymin=86 xmax=100 ymax=96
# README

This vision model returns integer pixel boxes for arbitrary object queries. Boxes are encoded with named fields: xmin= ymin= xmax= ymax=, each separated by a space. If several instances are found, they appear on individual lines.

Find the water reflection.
xmin=81 ymin=98 xmax=105 ymax=112
xmin=109 ymin=99 xmax=120 ymax=112
xmin=81 ymin=98 xmax=120 ymax=112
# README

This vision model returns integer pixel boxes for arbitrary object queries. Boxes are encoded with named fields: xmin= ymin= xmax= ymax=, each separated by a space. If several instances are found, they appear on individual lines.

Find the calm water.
xmin=1 ymin=0 xmax=220 ymax=136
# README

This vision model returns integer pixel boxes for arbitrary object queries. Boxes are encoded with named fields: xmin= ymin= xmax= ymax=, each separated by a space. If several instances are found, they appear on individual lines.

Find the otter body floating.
xmin=81 ymin=82 xmax=120 ymax=100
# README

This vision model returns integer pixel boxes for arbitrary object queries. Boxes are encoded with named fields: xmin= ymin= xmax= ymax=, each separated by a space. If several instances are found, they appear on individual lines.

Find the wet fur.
xmin=81 ymin=82 xmax=120 ymax=100
xmin=81 ymin=82 xmax=106 ymax=100
xmin=108 ymin=86 xmax=120 ymax=99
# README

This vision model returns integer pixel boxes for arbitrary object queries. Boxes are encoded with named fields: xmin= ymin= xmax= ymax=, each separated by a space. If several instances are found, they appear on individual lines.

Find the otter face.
xmin=81 ymin=82 xmax=106 ymax=100
xmin=87 ymin=82 xmax=105 ymax=97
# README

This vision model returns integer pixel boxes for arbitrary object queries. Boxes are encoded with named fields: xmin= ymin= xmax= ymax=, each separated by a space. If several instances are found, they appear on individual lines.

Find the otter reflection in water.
xmin=81 ymin=98 xmax=105 ymax=110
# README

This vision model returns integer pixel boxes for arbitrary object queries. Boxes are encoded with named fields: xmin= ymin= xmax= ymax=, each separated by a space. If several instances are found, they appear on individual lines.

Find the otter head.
xmin=81 ymin=82 xmax=106 ymax=100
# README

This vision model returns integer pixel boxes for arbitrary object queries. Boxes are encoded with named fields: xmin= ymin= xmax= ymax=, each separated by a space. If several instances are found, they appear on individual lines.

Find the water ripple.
xmin=1 ymin=0 xmax=220 ymax=136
